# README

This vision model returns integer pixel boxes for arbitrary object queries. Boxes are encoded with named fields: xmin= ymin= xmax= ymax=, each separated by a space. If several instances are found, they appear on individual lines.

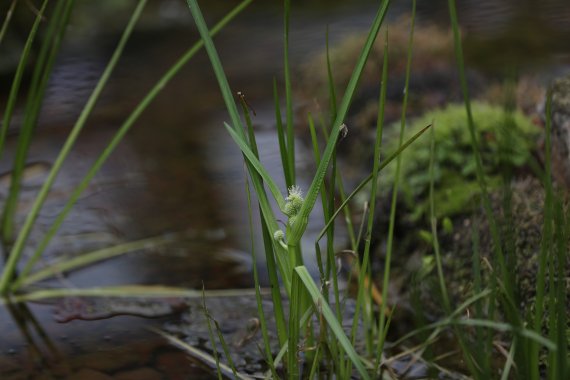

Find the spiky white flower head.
xmin=287 ymin=185 xmax=303 ymax=200
xmin=284 ymin=185 xmax=304 ymax=217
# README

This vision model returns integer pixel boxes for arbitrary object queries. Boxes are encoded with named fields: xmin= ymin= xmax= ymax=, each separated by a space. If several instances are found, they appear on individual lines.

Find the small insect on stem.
xmin=237 ymin=91 xmax=257 ymax=116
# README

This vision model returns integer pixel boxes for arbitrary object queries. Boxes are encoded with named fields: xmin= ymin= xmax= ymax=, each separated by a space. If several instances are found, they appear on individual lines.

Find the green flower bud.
xmin=273 ymin=229 xmax=285 ymax=241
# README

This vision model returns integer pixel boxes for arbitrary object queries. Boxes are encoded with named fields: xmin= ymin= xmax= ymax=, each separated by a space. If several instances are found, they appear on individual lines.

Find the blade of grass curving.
xmin=429 ymin=122 xmax=485 ymax=377
xmin=552 ymin=196 xmax=567 ymax=380
xmin=244 ymin=176 xmax=279 ymax=379
xmin=212 ymin=316 xmax=241 ymax=378
xmin=186 ymin=0 xmax=293 ymax=292
xmin=2 ymin=0 xmax=147 ymax=294
xmin=379 ymin=3 xmax=416 ymax=360
xmin=288 ymin=268 xmax=302 ymax=379
xmin=429 ymin=123 xmax=450 ymax=312
xmin=472 ymin=217 xmax=493 ymax=375
xmin=283 ymin=0 xmax=295 ymax=185
xmin=372 ymin=30 xmax=389 ymax=371
xmin=202 ymin=288 xmax=229 ymax=380
xmin=325 ymin=25 xmax=337 ymax=123
xmin=393 ymin=314 xmax=555 ymax=353
xmin=530 ymin=90 xmax=553 ymax=378
xmin=447 ymin=0 xmax=511 ymax=308
xmin=317 ymin=123 xmax=431 ymax=243
xmin=0 ymin=0 xmax=18 ymax=47
xmin=8 ymin=285 xmax=262 ymax=304
xmin=2 ymin=0 xmax=74 ymax=247
xmin=225 ymin=123 xmax=286 ymax=210
xmin=270 ymin=307 xmax=313 ymax=372
xmin=295 ymin=265 xmax=371 ymax=380
xmin=308 ymin=116 xmax=344 ymax=374
xmin=317 ymin=118 xmax=357 ymax=250
xmin=273 ymin=78 xmax=292 ymax=187
xmin=288 ymin=0 xmax=391 ymax=246
xmin=353 ymin=28 xmax=387 ymax=362
xmin=186 ymin=0 xmax=242 ymax=134
xmin=240 ymin=98 xmax=287 ymax=355
xmin=0 ymin=0 xmax=48 ymax=169
xmin=10 ymin=0 xmax=254 ymax=292
xmin=308 ymin=113 xmax=326 ymax=280
xmin=500 ymin=337 xmax=516 ymax=380
xmin=153 ymin=330 xmax=254 ymax=380
xmin=16 ymin=232 xmax=184 ymax=288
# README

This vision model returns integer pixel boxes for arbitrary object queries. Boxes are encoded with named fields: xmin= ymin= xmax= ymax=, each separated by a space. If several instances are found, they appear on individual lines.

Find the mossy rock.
xmin=380 ymin=101 xmax=540 ymax=222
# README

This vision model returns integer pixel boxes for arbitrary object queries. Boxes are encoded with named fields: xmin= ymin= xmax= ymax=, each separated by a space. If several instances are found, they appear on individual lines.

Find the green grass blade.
xmin=239 ymin=98 xmax=288 ymax=353
xmin=2 ymin=0 xmax=74 ymax=246
xmin=0 ymin=0 xmax=18 ymax=47
xmin=8 ymin=0 xmax=253 ymax=292
xmin=380 ymin=0 xmax=415 ymax=346
xmin=273 ymin=78 xmax=292 ymax=188
xmin=244 ymin=177 xmax=280 ymax=379
xmin=225 ymin=123 xmax=286 ymax=209
xmin=212 ymin=317 xmax=241 ymax=378
xmin=317 ymin=123 xmax=431 ymax=243
xmin=154 ymin=330 xmax=254 ymax=380
xmin=2 ymin=0 xmax=148 ymax=294
xmin=351 ymin=28 xmax=389 ymax=369
xmin=371 ymin=30 xmax=389 ymax=368
xmin=16 ymin=232 xmax=183 ymax=288
xmin=552 ymin=197 xmax=568 ymax=380
xmin=447 ymin=0 xmax=511 ymax=306
xmin=283 ymin=0 xmax=295 ymax=185
xmin=288 ymin=0 xmax=391 ymax=246
xmin=0 ymin=0 xmax=48 ymax=166
xmin=202 ymin=288 xmax=229 ymax=380
xmin=186 ymin=0 xmax=295 ymax=292
xmin=7 ymin=286 xmax=262 ymax=304
xmin=288 ymin=269 xmax=302 ymax=379
xmin=531 ymin=89 xmax=553 ymax=378
xmin=185 ymin=0 xmax=243 ymax=134
xmin=295 ymin=266 xmax=371 ymax=380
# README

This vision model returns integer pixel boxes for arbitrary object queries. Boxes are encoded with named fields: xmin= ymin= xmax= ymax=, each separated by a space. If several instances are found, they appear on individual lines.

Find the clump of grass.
xmin=187 ymin=0 xmax=568 ymax=378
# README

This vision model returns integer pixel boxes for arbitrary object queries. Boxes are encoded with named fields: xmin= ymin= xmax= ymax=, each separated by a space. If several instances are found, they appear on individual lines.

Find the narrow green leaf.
xmin=295 ymin=266 xmax=371 ymax=380
xmin=225 ymin=123 xmax=286 ymax=210
xmin=154 ymin=330 xmax=255 ymax=380
xmin=274 ymin=78 xmax=292 ymax=187
xmin=17 ymin=232 xmax=183 ymax=288
xmin=283 ymin=0 xmax=295 ymax=185
xmin=317 ymin=123 xmax=432 ymax=242
xmin=289 ymin=0 xmax=391 ymax=245
xmin=8 ymin=286 xmax=261 ymax=304
xmin=0 ymin=0 xmax=18 ymax=47
xmin=0 ymin=0 xmax=48 ymax=161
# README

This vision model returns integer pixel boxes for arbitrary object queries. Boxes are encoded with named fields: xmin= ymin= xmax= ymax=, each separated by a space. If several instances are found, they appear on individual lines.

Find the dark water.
xmin=0 ymin=0 xmax=569 ymax=378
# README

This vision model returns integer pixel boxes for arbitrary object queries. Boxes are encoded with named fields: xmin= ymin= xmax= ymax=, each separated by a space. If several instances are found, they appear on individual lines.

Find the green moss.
xmin=382 ymin=102 xmax=540 ymax=220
